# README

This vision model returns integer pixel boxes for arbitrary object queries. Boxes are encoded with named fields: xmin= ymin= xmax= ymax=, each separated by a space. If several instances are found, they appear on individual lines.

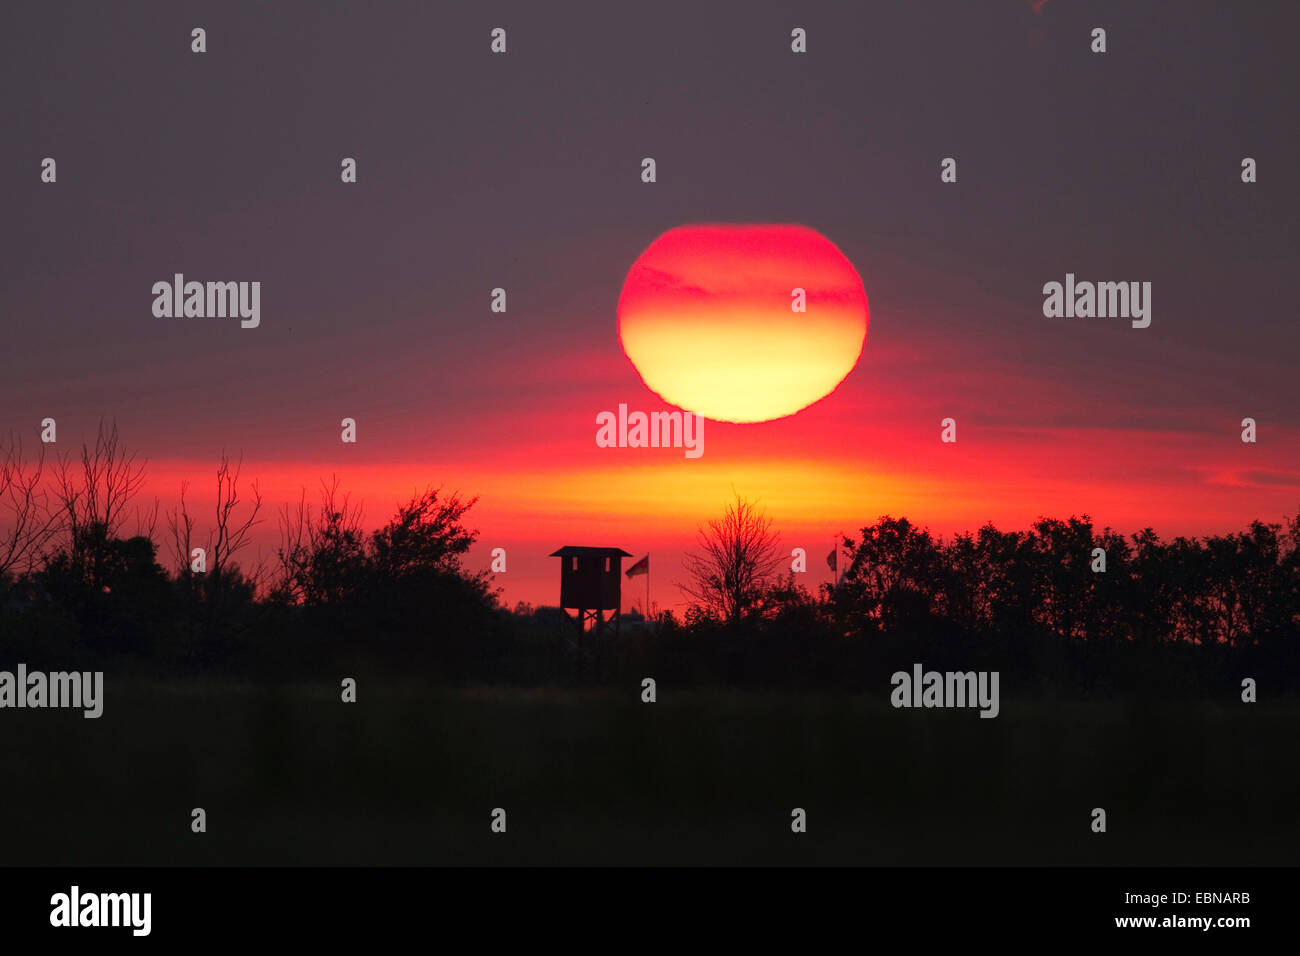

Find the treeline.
xmin=829 ymin=514 xmax=1300 ymax=648
xmin=0 ymin=424 xmax=505 ymax=677
xmin=1 ymin=426 xmax=1298 ymax=695
xmin=646 ymin=511 xmax=1300 ymax=696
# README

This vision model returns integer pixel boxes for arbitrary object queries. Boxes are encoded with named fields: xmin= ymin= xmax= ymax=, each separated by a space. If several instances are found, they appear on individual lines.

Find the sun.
xmin=617 ymin=224 xmax=869 ymax=424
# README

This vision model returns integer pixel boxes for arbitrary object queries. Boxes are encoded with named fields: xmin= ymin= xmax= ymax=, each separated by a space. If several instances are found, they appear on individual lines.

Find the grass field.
xmin=2 ymin=679 xmax=1297 ymax=865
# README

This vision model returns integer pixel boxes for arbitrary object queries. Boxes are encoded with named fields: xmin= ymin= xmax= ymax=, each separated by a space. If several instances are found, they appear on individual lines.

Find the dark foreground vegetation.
xmin=3 ymin=681 xmax=1297 ymax=865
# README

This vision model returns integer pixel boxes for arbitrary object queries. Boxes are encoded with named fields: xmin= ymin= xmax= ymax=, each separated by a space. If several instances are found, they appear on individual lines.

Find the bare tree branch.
xmin=52 ymin=420 xmax=148 ymax=571
xmin=0 ymin=432 xmax=60 ymax=578
xmin=679 ymin=494 xmax=783 ymax=622
xmin=166 ymin=480 xmax=197 ymax=578
xmin=212 ymin=451 xmax=263 ymax=580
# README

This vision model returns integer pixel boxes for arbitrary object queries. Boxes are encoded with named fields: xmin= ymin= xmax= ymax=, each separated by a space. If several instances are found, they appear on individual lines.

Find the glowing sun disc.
xmin=618 ymin=224 xmax=869 ymax=423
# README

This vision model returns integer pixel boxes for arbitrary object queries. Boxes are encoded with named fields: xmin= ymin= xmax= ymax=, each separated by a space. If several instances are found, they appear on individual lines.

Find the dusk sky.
xmin=3 ymin=1 xmax=1298 ymax=613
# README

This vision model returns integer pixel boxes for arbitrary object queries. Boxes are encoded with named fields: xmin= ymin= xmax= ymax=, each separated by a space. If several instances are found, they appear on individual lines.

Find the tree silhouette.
xmin=0 ymin=432 xmax=59 ymax=581
xmin=370 ymin=487 xmax=479 ymax=581
xmin=681 ymin=495 xmax=783 ymax=622
xmin=831 ymin=516 xmax=945 ymax=636
xmin=49 ymin=421 xmax=148 ymax=592
xmin=211 ymin=452 xmax=264 ymax=590
xmin=270 ymin=477 xmax=365 ymax=606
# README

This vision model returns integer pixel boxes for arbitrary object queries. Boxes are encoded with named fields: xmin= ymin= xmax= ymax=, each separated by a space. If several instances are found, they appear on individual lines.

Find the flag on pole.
xmin=627 ymin=553 xmax=651 ymax=622
xmin=826 ymin=549 xmax=837 ymax=574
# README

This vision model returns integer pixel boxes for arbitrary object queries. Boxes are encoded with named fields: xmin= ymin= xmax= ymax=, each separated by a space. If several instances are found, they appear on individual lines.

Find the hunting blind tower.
xmin=549 ymin=546 xmax=632 ymax=634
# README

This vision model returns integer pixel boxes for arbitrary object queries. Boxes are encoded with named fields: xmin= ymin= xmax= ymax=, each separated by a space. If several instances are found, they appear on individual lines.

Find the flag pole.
xmin=832 ymin=534 xmax=839 ymax=590
xmin=646 ymin=553 xmax=651 ymax=624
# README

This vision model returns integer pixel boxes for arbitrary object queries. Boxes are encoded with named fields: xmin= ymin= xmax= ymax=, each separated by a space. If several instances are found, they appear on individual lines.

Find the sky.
xmin=2 ymin=1 xmax=1298 ymax=614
